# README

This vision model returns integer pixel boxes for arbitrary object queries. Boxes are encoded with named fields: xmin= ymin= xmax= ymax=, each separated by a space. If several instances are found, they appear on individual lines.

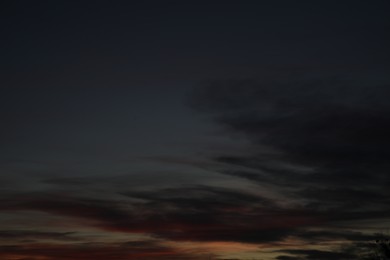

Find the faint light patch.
xmin=165 ymin=240 xmax=262 ymax=257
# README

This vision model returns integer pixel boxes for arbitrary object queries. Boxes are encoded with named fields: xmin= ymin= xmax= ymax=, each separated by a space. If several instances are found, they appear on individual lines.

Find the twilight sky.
xmin=1 ymin=1 xmax=390 ymax=259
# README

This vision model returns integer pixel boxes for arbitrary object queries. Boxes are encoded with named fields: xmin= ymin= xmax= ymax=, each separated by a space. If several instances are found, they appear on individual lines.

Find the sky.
xmin=1 ymin=1 xmax=390 ymax=259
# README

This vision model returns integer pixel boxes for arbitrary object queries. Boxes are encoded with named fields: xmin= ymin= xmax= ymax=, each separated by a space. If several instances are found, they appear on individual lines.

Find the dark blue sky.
xmin=1 ymin=1 xmax=390 ymax=259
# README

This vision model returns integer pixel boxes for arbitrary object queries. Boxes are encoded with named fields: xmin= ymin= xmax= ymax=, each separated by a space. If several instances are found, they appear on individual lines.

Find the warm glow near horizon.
xmin=1 ymin=1 xmax=389 ymax=259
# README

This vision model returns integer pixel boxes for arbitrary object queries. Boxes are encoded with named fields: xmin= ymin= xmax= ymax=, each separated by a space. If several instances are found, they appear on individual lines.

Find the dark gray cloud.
xmin=0 ymin=186 xmax=317 ymax=244
xmin=275 ymin=240 xmax=387 ymax=260
xmin=192 ymin=73 xmax=390 ymax=206
xmin=1 ymin=174 xmax=387 ymax=259
xmin=0 ymin=240 xmax=204 ymax=260
xmin=1 ymin=1 xmax=389 ymax=259
xmin=191 ymin=72 xmax=390 ymax=257
xmin=194 ymin=75 xmax=390 ymax=167
xmin=122 ymin=185 xmax=276 ymax=211
xmin=276 ymin=249 xmax=356 ymax=260
xmin=0 ymin=230 xmax=76 ymax=241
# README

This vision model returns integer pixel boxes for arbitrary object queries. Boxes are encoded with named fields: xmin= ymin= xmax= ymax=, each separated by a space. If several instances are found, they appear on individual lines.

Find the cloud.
xmin=290 ymin=230 xmax=379 ymax=243
xmin=190 ymin=72 xmax=390 ymax=257
xmin=121 ymin=186 xmax=323 ymax=243
xmin=0 ymin=177 xmax=385 ymax=259
xmin=0 ymin=240 xmax=204 ymax=260
xmin=0 ymin=186 xmax=318 ymax=245
xmin=276 ymin=249 xmax=356 ymax=260
xmin=191 ymin=73 xmax=390 ymax=212
xmin=1 ymin=183 xmax=382 ymax=250
xmin=0 ymin=230 xmax=76 ymax=241
xmin=3 ymin=72 xmax=390 ymax=258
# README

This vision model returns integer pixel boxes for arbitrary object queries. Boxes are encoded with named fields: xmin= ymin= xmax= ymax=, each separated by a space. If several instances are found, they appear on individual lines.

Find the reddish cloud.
xmin=0 ymin=241 xmax=204 ymax=260
xmin=0 ymin=190 xmax=322 ymax=245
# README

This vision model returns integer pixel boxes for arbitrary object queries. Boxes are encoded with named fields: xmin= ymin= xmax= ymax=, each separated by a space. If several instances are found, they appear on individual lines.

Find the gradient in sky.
xmin=1 ymin=1 xmax=390 ymax=259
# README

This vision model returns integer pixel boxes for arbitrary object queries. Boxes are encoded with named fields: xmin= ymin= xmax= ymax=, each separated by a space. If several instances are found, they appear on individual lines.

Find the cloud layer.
xmin=190 ymin=73 xmax=390 ymax=258
xmin=1 ymin=72 xmax=390 ymax=259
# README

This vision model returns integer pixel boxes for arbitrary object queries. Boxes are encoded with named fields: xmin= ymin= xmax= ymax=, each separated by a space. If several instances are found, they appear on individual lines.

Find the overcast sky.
xmin=1 ymin=1 xmax=390 ymax=259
